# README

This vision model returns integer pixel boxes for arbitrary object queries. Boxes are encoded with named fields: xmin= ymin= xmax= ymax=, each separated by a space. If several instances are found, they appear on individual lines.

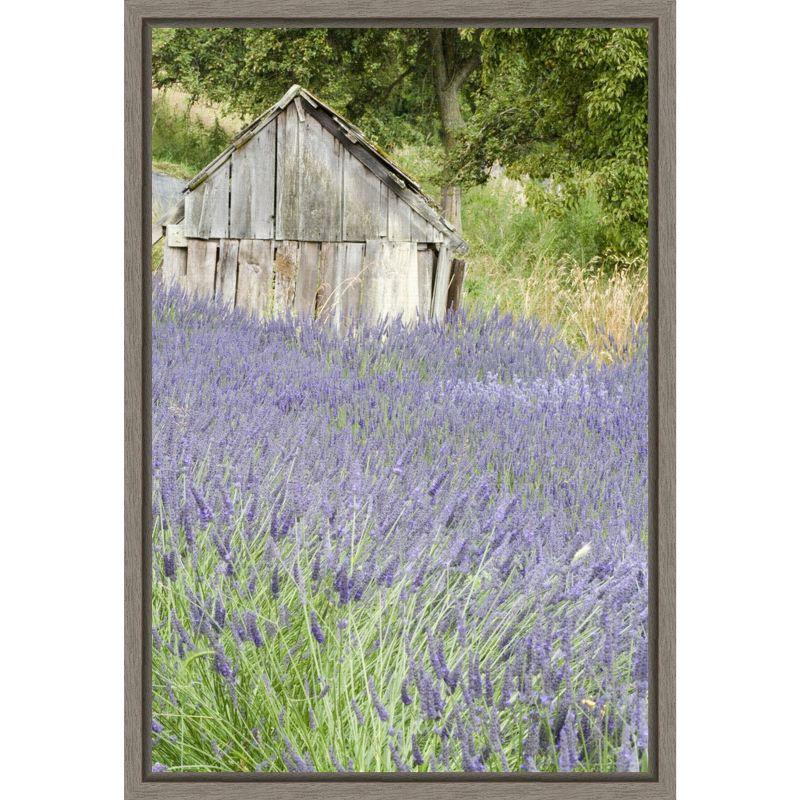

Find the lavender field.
xmin=151 ymin=284 xmax=649 ymax=773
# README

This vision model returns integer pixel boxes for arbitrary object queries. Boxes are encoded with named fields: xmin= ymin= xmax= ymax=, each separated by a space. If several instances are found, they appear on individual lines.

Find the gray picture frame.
xmin=124 ymin=2 xmax=675 ymax=797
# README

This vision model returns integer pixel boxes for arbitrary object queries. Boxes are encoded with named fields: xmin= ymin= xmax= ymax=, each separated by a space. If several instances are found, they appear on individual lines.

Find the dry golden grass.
xmin=464 ymin=257 xmax=648 ymax=363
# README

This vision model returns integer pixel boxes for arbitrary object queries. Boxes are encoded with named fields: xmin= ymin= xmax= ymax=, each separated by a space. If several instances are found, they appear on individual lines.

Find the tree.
xmin=450 ymin=28 xmax=649 ymax=259
xmin=427 ymin=29 xmax=481 ymax=232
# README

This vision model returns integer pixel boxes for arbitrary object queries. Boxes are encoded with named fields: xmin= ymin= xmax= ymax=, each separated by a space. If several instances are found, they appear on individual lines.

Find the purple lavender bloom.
xmin=310 ymin=611 xmax=325 ymax=644
xmin=368 ymin=677 xmax=390 ymax=722
xmin=389 ymin=740 xmax=410 ymax=771
xmin=213 ymin=650 xmax=235 ymax=681
xmin=328 ymin=747 xmax=346 ymax=772
xmin=212 ymin=597 xmax=226 ymax=630
xmin=244 ymin=611 xmax=264 ymax=647
xmin=151 ymin=719 xmax=164 ymax=734
xmin=150 ymin=285 xmax=649 ymax=773
xmin=169 ymin=610 xmax=192 ymax=650
xmin=190 ymin=484 xmax=213 ymax=524
xmin=400 ymin=678 xmax=413 ymax=706
xmin=616 ymin=724 xmax=639 ymax=772
xmin=162 ymin=550 xmax=177 ymax=580
xmin=270 ymin=564 xmax=280 ymax=599
xmin=350 ymin=699 xmax=365 ymax=726
xmin=411 ymin=735 xmax=424 ymax=767
xmin=557 ymin=709 xmax=580 ymax=772
xmin=483 ymin=668 xmax=495 ymax=707
xmin=151 ymin=763 xmax=168 ymax=773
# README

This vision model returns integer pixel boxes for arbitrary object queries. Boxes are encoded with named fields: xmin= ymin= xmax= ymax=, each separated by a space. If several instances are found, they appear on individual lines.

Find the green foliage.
xmin=452 ymin=28 xmax=649 ymax=259
xmin=152 ymin=28 xmax=440 ymax=151
xmin=151 ymin=93 xmax=231 ymax=175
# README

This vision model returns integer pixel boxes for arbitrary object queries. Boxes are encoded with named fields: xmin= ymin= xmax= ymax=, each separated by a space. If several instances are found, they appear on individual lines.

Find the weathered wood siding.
xmin=416 ymin=246 xmax=435 ymax=320
xmin=273 ymin=241 xmax=299 ymax=317
xmin=180 ymin=100 xmax=448 ymax=250
xmin=236 ymin=239 xmax=273 ymax=317
xmin=343 ymin=150 xmax=385 ymax=241
xmin=431 ymin=242 xmax=451 ymax=323
xmin=186 ymin=239 xmax=218 ymax=299
xmin=295 ymin=241 xmax=322 ymax=317
xmin=276 ymin=104 xmax=344 ymax=241
xmin=184 ymin=162 xmax=230 ymax=239
xmin=163 ymin=236 xmax=453 ymax=329
xmin=215 ymin=239 xmax=239 ymax=307
xmin=317 ymin=241 xmax=364 ymax=333
xmin=362 ymin=240 xmax=419 ymax=324
xmin=167 ymin=98 xmax=465 ymax=327
xmin=161 ymin=239 xmax=188 ymax=291
xmin=229 ymin=122 xmax=276 ymax=239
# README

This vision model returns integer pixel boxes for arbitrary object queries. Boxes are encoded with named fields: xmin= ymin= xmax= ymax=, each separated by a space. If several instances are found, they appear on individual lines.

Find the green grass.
xmin=152 ymin=93 xmax=232 ymax=177
xmin=153 ymin=159 xmax=195 ymax=181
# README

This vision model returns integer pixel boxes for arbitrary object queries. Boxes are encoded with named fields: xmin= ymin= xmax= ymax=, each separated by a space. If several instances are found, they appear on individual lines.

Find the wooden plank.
xmin=410 ymin=209 xmax=430 ymax=242
xmin=316 ymin=242 xmax=343 ymax=326
xmin=166 ymin=223 xmax=187 ymax=248
xmin=274 ymin=241 xmax=299 ymax=317
xmin=343 ymin=149 xmax=385 ymax=240
xmin=161 ymin=244 xmax=187 ymax=291
xmin=184 ymin=160 xmax=230 ymax=239
xmin=447 ymin=258 xmax=466 ymax=312
xmin=431 ymin=242 xmax=450 ymax=322
xmin=183 ymin=188 xmax=202 ymax=238
xmin=235 ymin=239 xmax=273 ymax=318
xmin=340 ymin=242 xmax=365 ymax=329
xmin=360 ymin=239 xmax=385 ymax=324
xmin=426 ymin=221 xmax=444 ymax=243
xmin=186 ymin=239 xmax=218 ymax=300
xmin=387 ymin=191 xmax=412 ymax=240
xmin=417 ymin=246 xmax=435 ymax=320
xmin=275 ymin=104 xmax=300 ymax=240
xmin=317 ymin=242 xmax=363 ymax=330
xmin=297 ymin=115 xmax=343 ymax=241
xmin=215 ymin=239 xmax=239 ymax=308
xmin=229 ymin=121 xmax=276 ymax=239
xmin=380 ymin=184 xmax=390 ymax=237
xmin=362 ymin=240 xmax=419 ymax=324
xmin=295 ymin=241 xmax=321 ymax=318
xmin=396 ymin=241 xmax=421 ymax=323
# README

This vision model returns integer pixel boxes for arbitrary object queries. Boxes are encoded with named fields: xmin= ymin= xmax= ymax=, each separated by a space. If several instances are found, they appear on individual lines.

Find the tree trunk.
xmin=441 ymin=186 xmax=462 ymax=235
xmin=428 ymin=30 xmax=479 ymax=234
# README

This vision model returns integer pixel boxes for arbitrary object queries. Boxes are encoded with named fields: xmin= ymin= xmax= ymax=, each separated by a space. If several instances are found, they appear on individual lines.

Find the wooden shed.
xmin=154 ymin=84 xmax=468 ymax=329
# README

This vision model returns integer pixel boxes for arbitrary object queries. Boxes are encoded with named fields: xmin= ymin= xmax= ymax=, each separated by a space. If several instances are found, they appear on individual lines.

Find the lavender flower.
xmin=150 ymin=285 xmax=649 ymax=773
xmin=309 ymin=611 xmax=325 ymax=644
xmin=368 ymin=677 xmax=390 ymax=722
xmin=244 ymin=611 xmax=264 ymax=647
xmin=213 ymin=650 xmax=235 ymax=682
xmin=162 ymin=550 xmax=176 ymax=580
xmin=350 ymin=699 xmax=365 ymax=726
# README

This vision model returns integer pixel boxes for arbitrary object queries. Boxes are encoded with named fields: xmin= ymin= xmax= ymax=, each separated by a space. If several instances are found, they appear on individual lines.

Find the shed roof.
xmin=157 ymin=84 xmax=467 ymax=253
